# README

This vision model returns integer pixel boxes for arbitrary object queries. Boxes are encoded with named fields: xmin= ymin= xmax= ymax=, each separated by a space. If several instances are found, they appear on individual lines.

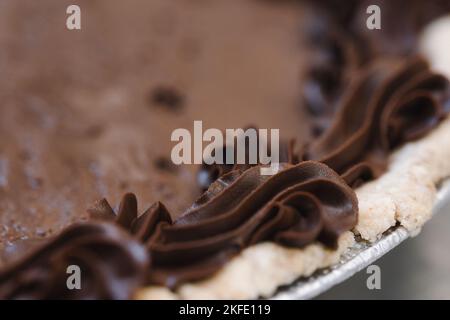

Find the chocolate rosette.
xmin=0 ymin=223 xmax=149 ymax=299
xmin=1 ymin=0 xmax=449 ymax=301
xmin=303 ymin=17 xmax=360 ymax=136
xmin=306 ymin=56 xmax=450 ymax=187
xmin=90 ymin=161 xmax=358 ymax=289
xmin=303 ymin=0 xmax=450 ymax=138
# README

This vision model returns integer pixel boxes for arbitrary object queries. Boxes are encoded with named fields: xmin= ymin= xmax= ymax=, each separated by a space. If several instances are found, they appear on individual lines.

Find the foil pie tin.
xmin=272 ymin=180 xmax=450 ymax=300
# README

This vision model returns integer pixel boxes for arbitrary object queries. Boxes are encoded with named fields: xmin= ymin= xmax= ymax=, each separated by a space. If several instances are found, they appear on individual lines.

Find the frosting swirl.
xmin=89 ymin=161 xmax=357 ymax=288
xmin=303 ymin=0 xmax=450 ymax=136
xmin=1 ymin=0 xmax=449 ymax=300
xmin=306 ymin=56 xmax=450 ymax=187
xmin=0 ymin=223 xmax=149 ymax=299
xmin=303 ymin=16 xmax=360 ymax=136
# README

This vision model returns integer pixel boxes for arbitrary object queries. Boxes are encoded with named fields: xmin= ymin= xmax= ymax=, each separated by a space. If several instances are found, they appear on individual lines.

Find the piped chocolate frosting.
xmin=0 ymin=0 xmax=450 ymax=300
xmin=90 ymin=161 xmax=357 ymax=288
xmin=307 ymin=56 xmax=450 ymax=187
xmin=0 ymin=223 xmax=148 ymax=299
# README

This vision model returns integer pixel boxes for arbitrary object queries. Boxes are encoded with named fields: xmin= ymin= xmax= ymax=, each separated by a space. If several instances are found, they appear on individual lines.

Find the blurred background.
xmin=318 ymin=199 xmax=450 ymax=299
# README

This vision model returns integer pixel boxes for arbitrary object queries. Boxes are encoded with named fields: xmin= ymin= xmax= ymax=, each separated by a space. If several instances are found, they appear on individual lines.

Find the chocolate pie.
xmin=0 ymin=0 xmax=450 ymax=299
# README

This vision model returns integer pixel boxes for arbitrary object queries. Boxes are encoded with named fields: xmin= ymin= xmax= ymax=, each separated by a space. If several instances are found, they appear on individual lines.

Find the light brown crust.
xmin=136 ymin=232 xmax=355 ymax=299
xmin=137 ymin=114 xmax=450 ymax=299
xmin=136 ymin=16 xmax=450 ymax=300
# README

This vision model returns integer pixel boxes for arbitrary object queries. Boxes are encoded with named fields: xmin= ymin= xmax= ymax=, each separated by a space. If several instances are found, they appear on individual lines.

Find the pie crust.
xmin=136 ymin=16 xmax=450 ymax=300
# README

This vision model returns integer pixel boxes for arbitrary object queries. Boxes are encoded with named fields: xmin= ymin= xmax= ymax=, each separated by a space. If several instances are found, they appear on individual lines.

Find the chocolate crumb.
xmin=150 ymin=86 xmax=184 ymax=111
xmin=154 ymin=156 xmax=177 ymax=173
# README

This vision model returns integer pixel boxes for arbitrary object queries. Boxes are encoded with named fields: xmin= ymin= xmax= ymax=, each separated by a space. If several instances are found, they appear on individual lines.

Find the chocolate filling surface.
xmin=0 ymin=0 xmax=450 ymax=299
